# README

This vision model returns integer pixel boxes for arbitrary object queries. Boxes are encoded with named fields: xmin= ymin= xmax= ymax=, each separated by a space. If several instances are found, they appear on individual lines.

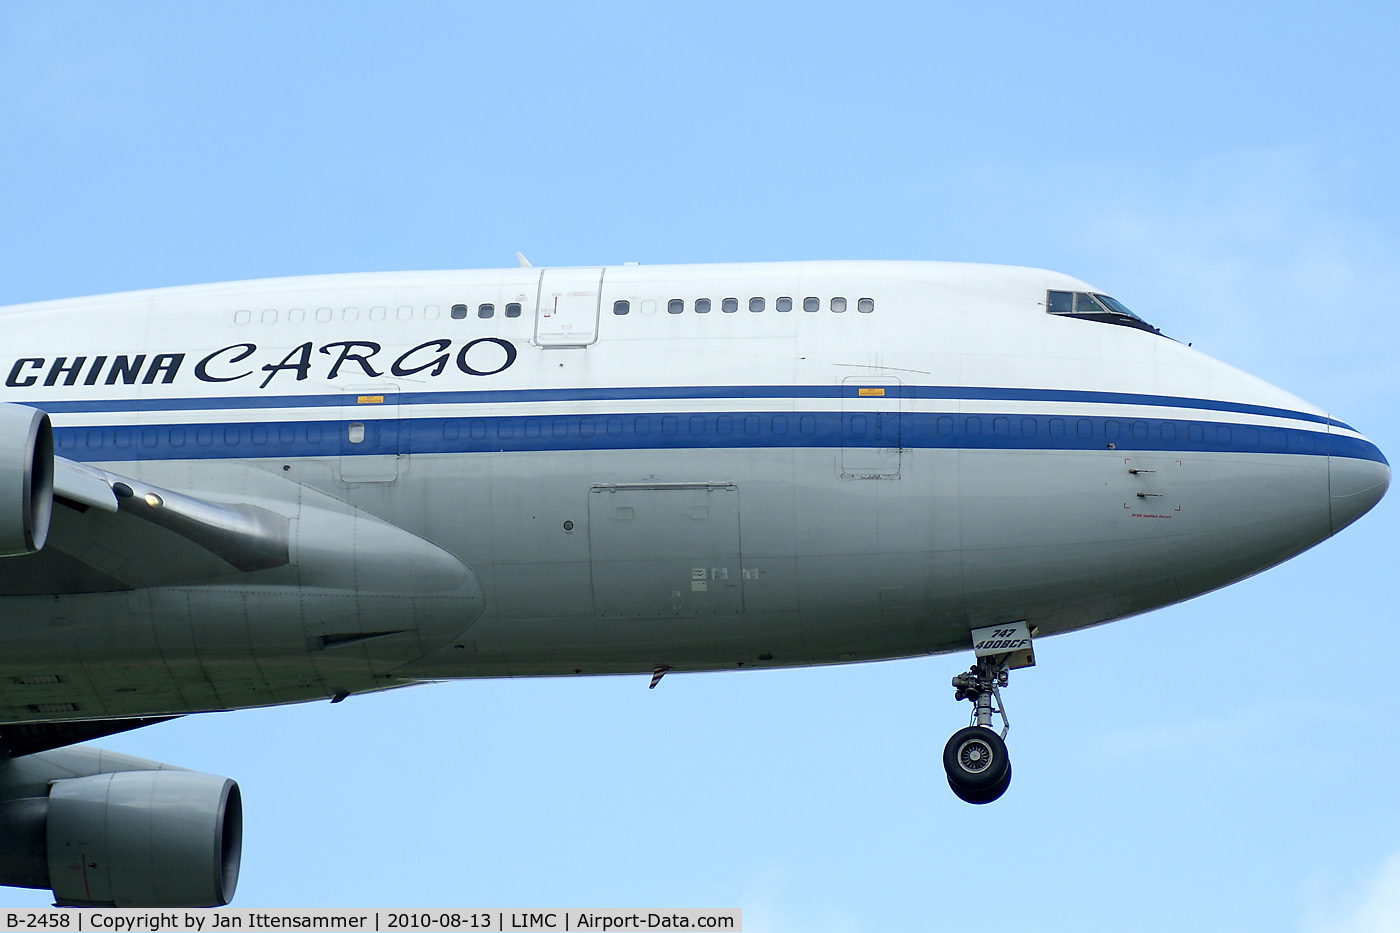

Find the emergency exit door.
xmin=841 ymin=375 xmax=902 ymax=478
xmin=535 ymin=267 xmax=603 ymax=347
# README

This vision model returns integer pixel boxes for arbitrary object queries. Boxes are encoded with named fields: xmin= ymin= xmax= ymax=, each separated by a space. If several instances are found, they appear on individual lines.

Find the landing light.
xmin=145 ymin=493 xmax=164 ymax=508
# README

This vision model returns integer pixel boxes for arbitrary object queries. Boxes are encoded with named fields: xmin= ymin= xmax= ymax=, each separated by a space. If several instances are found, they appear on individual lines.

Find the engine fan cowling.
xmin=0 ymin=403 xmax=53 ymax=556
xmin=45 ymin=770 xmax=242 ymax=907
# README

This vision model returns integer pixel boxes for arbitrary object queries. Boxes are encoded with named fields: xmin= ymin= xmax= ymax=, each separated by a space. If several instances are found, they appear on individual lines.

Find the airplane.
xmin=0 ymin=259 xmax=1387 ymax=907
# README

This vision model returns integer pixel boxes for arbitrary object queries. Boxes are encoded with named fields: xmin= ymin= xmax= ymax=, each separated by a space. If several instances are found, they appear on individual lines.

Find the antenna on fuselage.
xmin=516 ymin=252 xmax=532 ymax=268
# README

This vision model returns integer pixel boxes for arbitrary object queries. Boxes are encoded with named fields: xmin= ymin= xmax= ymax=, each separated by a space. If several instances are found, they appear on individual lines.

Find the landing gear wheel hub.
xmin=957 ymin=736 xmax=993 ymax=773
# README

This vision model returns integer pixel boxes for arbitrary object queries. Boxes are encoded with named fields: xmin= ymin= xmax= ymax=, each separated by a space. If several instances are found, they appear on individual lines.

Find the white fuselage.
xmin=0 ymin=260 xmax=1387 ymax=723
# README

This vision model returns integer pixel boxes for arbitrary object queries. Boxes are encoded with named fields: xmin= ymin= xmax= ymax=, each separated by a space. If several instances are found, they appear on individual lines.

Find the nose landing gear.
xmin=944 ymin=659 xmax=1012 ymax=803
xmin=943 ymin=622 xmax=1034 ymax=805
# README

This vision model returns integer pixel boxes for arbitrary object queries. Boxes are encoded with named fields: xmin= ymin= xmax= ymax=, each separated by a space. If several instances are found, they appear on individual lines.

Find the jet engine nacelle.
xmin=0 ymin=770 xmax=242 ymax=907
xmin=0 ymin=403 xmax=53 ymax=556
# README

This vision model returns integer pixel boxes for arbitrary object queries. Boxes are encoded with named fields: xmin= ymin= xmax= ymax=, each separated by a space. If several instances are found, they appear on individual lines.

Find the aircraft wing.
xmin=3 ymin=450 xmax=470 ymax=600
xmin=0 ymin=456 xmax=293 ymax=596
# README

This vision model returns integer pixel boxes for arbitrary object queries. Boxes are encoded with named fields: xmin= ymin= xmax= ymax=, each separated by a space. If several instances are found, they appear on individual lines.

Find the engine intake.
xmin=0 ymin=770 xmax=241 ymax=907
xmin=0 ymin=403 xmax=53 ymax=555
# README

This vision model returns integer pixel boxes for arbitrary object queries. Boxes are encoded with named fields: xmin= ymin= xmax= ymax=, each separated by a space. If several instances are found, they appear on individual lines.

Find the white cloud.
xmin=1301 ymin=850 xmax=1400 ymax=933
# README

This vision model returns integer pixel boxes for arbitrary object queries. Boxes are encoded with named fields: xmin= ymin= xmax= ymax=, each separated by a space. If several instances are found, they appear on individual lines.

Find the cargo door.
xmin=588 ymin=482 xmax=743 ymax=618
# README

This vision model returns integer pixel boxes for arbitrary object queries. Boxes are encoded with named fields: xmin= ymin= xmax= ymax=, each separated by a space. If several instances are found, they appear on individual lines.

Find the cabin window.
xmin=451 ymin=304 xmax=469 ymax=320
xmin=668 ymin=299 xmax=684 ymax=314
xmin=831 ymin=297 xmax=847 ymax=313
xmin=858 ymin=298 xmax=874 ymax=313
xmin=505 ymin=302 xmax=522 ymax=318
xmin=803 ymin=297 xmax=819 ymax=312
xmin=722 ymin=298 xmax=738 ymax=313
xmin=397 ymin=305 xmax=413 ymax=320
xmin=478 ymin=304 xmax=494 ymax=319
xmin=613 ymin=300 xmax=630 ymax=315
xmin=749 ymin=297 xmax=765 ymax=312
xmin=368 ymin=306 xmax=385 ymax=322
xmin=777 ymin=297 xmax=792 ymax=312
xmin=695 ymin=298 xmax=711 ymax=313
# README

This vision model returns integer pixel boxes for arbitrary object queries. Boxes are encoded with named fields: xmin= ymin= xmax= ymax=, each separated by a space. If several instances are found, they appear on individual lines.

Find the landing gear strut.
xmin=943 ymin=621 xmax=1034 ymax=805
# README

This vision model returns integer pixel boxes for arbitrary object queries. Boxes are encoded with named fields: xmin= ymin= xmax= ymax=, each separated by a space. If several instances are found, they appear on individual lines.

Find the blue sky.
xmin=1 ymin=2 xmax=1398 ymax=928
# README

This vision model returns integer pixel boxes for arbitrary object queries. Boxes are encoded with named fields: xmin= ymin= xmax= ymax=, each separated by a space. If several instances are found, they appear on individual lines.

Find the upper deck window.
xmin=1046 ymin=290 xmax=1159 ymax=334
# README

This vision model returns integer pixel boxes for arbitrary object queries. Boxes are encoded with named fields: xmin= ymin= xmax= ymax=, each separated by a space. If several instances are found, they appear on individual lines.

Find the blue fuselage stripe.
xmin=49 ymin=410 xmax=1386 ymax=465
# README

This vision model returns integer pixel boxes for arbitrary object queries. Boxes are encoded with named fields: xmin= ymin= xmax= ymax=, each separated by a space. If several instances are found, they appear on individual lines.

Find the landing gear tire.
xmin=943 ymin=725 xmax=1010 ymax=793
xmin=947 ymin=760 xmax=1011 ymax=805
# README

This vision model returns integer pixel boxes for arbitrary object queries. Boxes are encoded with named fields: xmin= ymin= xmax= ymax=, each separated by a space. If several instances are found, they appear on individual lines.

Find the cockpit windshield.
xmin=1092 ymin=294 xmax=1142 ymax=320
xmin=1046 ymin=290 xmax=1160 ymax=334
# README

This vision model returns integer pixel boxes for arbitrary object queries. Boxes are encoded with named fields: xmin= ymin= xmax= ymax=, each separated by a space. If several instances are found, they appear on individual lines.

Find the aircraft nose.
xmin=1329 ymin=434 xmax=1390 ymax=534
